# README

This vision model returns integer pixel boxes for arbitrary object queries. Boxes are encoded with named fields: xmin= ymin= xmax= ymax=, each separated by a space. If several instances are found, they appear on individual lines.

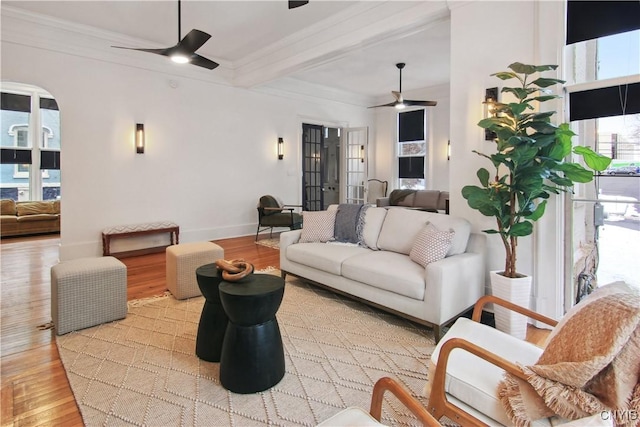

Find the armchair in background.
xmin=367 ymin=179 xmax=388 ymax=205
xmin=256 ymin=195 xmax=302 ymax=241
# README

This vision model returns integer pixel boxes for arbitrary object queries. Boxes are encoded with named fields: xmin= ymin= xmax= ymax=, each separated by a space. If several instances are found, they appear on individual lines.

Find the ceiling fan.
xmin=369 ymin=63 xmax=437 ymax=109
xmin=112 ymin=0 xmax=219 ymax=70
xmin=288 ymin=1 xmax=309 ymax=9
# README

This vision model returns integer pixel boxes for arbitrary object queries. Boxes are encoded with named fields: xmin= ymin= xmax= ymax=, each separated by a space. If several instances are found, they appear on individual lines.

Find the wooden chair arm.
xmin=262 ymin=207 xmax=291 ymax=212
xmin=428 ymin=337 xmax=528 ymax=426
xmin=472 ymin=295 xmax=558 ymax=328
xmin=282 ymin=204 xmax=302 ymax=208
xmin=369 ymin=377 xmax=442 ymax=426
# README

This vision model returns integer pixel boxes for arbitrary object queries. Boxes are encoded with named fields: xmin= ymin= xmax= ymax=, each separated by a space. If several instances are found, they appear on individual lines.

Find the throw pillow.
xmin=299 ymin=210 xmax=337 ymax=243
xmin=409 ymin=222 xmax=455 ymax=267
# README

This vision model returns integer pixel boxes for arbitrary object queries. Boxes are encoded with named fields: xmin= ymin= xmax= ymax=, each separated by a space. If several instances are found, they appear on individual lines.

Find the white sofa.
xmin=280 ymin=206 xmax=486 ymax=341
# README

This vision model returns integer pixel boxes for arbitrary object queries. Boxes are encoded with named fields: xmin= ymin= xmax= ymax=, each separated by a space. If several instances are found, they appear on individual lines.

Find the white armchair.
xmin=425 ymin=285 xmax=639 ymax=427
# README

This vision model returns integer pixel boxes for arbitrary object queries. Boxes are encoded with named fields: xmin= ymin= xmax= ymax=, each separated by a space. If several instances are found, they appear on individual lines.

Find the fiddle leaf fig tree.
xmin=462 ymin=62 xmax=611 ymax=279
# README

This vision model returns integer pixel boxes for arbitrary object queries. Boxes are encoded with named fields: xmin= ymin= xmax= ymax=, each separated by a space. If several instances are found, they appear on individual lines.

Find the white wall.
xmin=371 ymin=83 xmax=450 ymax=192
xmin=449 ymin=0 xmax=566 ymax=319
xmin=1 ymin=14 xmax=373 ymax=260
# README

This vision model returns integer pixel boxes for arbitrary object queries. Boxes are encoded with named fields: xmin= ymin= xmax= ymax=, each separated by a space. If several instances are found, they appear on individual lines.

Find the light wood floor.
xmin=0 ymin=234 xmax=549 ymax=426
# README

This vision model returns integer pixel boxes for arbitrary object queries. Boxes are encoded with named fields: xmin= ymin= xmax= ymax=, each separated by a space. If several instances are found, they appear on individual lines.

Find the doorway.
xmin=301 ymin=124 xmax=341 ymax=211
xmin=301 ymin=123 xmax=368 ymax=211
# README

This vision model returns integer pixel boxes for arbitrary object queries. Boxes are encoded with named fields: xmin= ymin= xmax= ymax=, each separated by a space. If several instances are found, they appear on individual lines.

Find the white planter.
xmin=490 ymin=271 xmax=532 ymax=340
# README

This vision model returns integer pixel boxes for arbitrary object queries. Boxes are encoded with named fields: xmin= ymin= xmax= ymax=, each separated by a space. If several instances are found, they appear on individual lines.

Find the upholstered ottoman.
xmin=166 ymin=242 xmax=224 ymax=300
xmin=51 ymin=256 xmax=127 ymax=335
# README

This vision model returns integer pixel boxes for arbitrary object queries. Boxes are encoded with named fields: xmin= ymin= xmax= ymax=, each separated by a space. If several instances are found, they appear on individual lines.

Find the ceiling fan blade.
xmin=404 ymin=100 xmax=438 ymax=107
xmin=112 ymin=46 xmax=170 ymax=56
xmin=179 ymin=29 xmax=211 ymax=53
xmin=190 ymin=54 xmax=219 ymax=70
xmin=289 ymin=1 xmax=309 ymax=9
xmin=367 ymin=102 xmax=398 ymax=109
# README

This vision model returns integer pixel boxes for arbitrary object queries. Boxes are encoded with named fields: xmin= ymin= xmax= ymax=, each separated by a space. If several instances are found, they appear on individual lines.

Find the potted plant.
xmin=462 ymin=62 xmax=611 ymax=337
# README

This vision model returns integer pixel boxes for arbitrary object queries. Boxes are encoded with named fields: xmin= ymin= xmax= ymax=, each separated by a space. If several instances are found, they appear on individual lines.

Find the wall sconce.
xmin=447 ymin=140 xmax=451 ymax=161
xmin=483 ymin=87 xmax=498 ymax=140
xmin=277 ymin=137 xmax=284 ymax=160
xmin=135 ymin=123 xmax=145 ymax=154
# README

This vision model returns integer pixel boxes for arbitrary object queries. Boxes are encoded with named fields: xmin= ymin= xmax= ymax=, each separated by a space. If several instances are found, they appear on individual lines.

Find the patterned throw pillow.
xmin=409 ymin=222 xmax=455 ymax=267
xmin=299 ymin=210 xmax=337 ymax=243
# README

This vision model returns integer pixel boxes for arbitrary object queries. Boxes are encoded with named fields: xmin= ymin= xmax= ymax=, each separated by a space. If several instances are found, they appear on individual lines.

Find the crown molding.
xmin=232 ymin=1 xmax=450 ymax=88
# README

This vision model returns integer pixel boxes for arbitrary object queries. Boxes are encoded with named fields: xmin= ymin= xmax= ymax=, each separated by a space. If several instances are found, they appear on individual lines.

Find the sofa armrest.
xmin=425 ymin=252 xmax=485 ymax=324
xmin=376 ymin=197 xmax=390 ymax=207
xmin=279 ymin=229 xmax=301 ymax=248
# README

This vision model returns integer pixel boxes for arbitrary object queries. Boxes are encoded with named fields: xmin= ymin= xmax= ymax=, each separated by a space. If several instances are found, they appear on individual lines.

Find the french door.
xmin=301 ymin=124 xmax=369 ymax=210
xmin=302 ymin=124 xmax=323 ymax=211
xmin=342 ymin=127 xmax=368 ymax=205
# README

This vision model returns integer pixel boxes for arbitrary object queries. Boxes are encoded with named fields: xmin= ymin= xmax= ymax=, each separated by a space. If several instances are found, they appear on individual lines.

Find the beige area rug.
xmin=56 ymin=274 xmax=435 ymax=426
xmin=255 ymin=237 xmax=280 ymax=249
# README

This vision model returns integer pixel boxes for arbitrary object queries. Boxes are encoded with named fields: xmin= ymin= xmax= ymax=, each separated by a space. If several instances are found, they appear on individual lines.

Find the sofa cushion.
xmin=300 ymin=210 xmax=337 ymax=243
xmin=1 ymin=215 xmax=18 ymax=224
xmin=409 ymin=223 xmax=454 ymax=267
xmin=342 ymin=251 xmax=426 ymax=300
xmin=360 ymin=206 xmax=387 ymax=250
xmin=16 ymin=214 xmax=59 ymax=222
xmin=377 ymin=209 xmax=471 ymax=256
xmin=286 ymin=242 xmax=370 ymax=275
xmin=421 ymin=213 xmax=471 ymax=256
xmin=413 ymin=190 xmax=440 ymax=209
xmin=1 ymin=199 xmax=16 ymax=215
xmin=397 ymin=192 xmax=415 ymax=207
xmin=429 ymin=317 xmax=544 ymax=426
xmin=16 ymin=201 xmax=56 ymax=216
xmin=376 ymin=208 xmax=427 ymax=255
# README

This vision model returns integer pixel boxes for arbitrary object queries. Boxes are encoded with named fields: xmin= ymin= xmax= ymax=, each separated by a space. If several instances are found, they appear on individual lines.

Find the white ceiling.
xmin=3 ymin=0 xmax=451 ymax=101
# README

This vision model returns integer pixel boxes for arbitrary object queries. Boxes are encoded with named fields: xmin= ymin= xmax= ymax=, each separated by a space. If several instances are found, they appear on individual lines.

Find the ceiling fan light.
xmin=170 ymin=54 xmax=190 ymax=64
xmin=395 ymin=102 xmax=406 ymax=110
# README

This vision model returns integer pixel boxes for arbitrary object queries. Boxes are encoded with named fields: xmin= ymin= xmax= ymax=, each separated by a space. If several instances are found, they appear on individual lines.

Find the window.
xmin=1 ymin=85 xmax=60 ymax=201
xmin=397 ymin=109 xmax=426 ymax=189
xmin=566 ymin=0 xmax=640 ymax=295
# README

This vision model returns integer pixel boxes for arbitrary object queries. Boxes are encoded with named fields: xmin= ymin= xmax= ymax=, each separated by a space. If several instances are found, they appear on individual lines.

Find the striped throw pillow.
xmin=409 ymin=222 xmax=455 ymax=267
xmin=299 ymin=210 xmax=337 ymax=243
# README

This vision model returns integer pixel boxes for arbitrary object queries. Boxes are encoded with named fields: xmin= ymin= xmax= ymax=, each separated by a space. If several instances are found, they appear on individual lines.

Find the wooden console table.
xmin=102 ymin=221 xmax=179 ymax=258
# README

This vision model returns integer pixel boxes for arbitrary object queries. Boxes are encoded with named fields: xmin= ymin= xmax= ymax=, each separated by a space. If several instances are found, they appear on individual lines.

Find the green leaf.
xmin=477 ymin=168 xmax=490 ymax=187
xmin=528 ymin=133 xmax=556 ymax=148
xmin=523 ymin=111 xmax=555 ymax=121
xmin=509 ymin=221 xmax=533 ymax=237
xmin=502 ymin=87 xmax=535 ymax=100
xmin=482 ymin=229 xmax=500 ymax=234
xmin=508 ymin=63 xmax=538 ymax=75
xmin=557 ymin=163 xmax=594 ymax=183
xmin=528 ymin=121 xmax=557 ymax=134
xmin=573 ymin=146 xmax=612 ymax=171
xmin=531 ymin=77 xmax=565 ymax=88
xmin=508 ymin=103 xmax=528 ymax=116
xmin=527 ymin=200 xmax=547 ymax=221
xmin=492 ymin=72 xmax=518 ymax=80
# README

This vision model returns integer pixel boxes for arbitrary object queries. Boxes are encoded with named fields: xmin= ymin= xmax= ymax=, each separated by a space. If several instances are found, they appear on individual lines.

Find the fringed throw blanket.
xmin=334 ymin=203 xmax=364 ymax=243
xmin=500 ymin=291 xmax=640 ymax=427
xmin=390 ymin=189 xmax=416 ymax=205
